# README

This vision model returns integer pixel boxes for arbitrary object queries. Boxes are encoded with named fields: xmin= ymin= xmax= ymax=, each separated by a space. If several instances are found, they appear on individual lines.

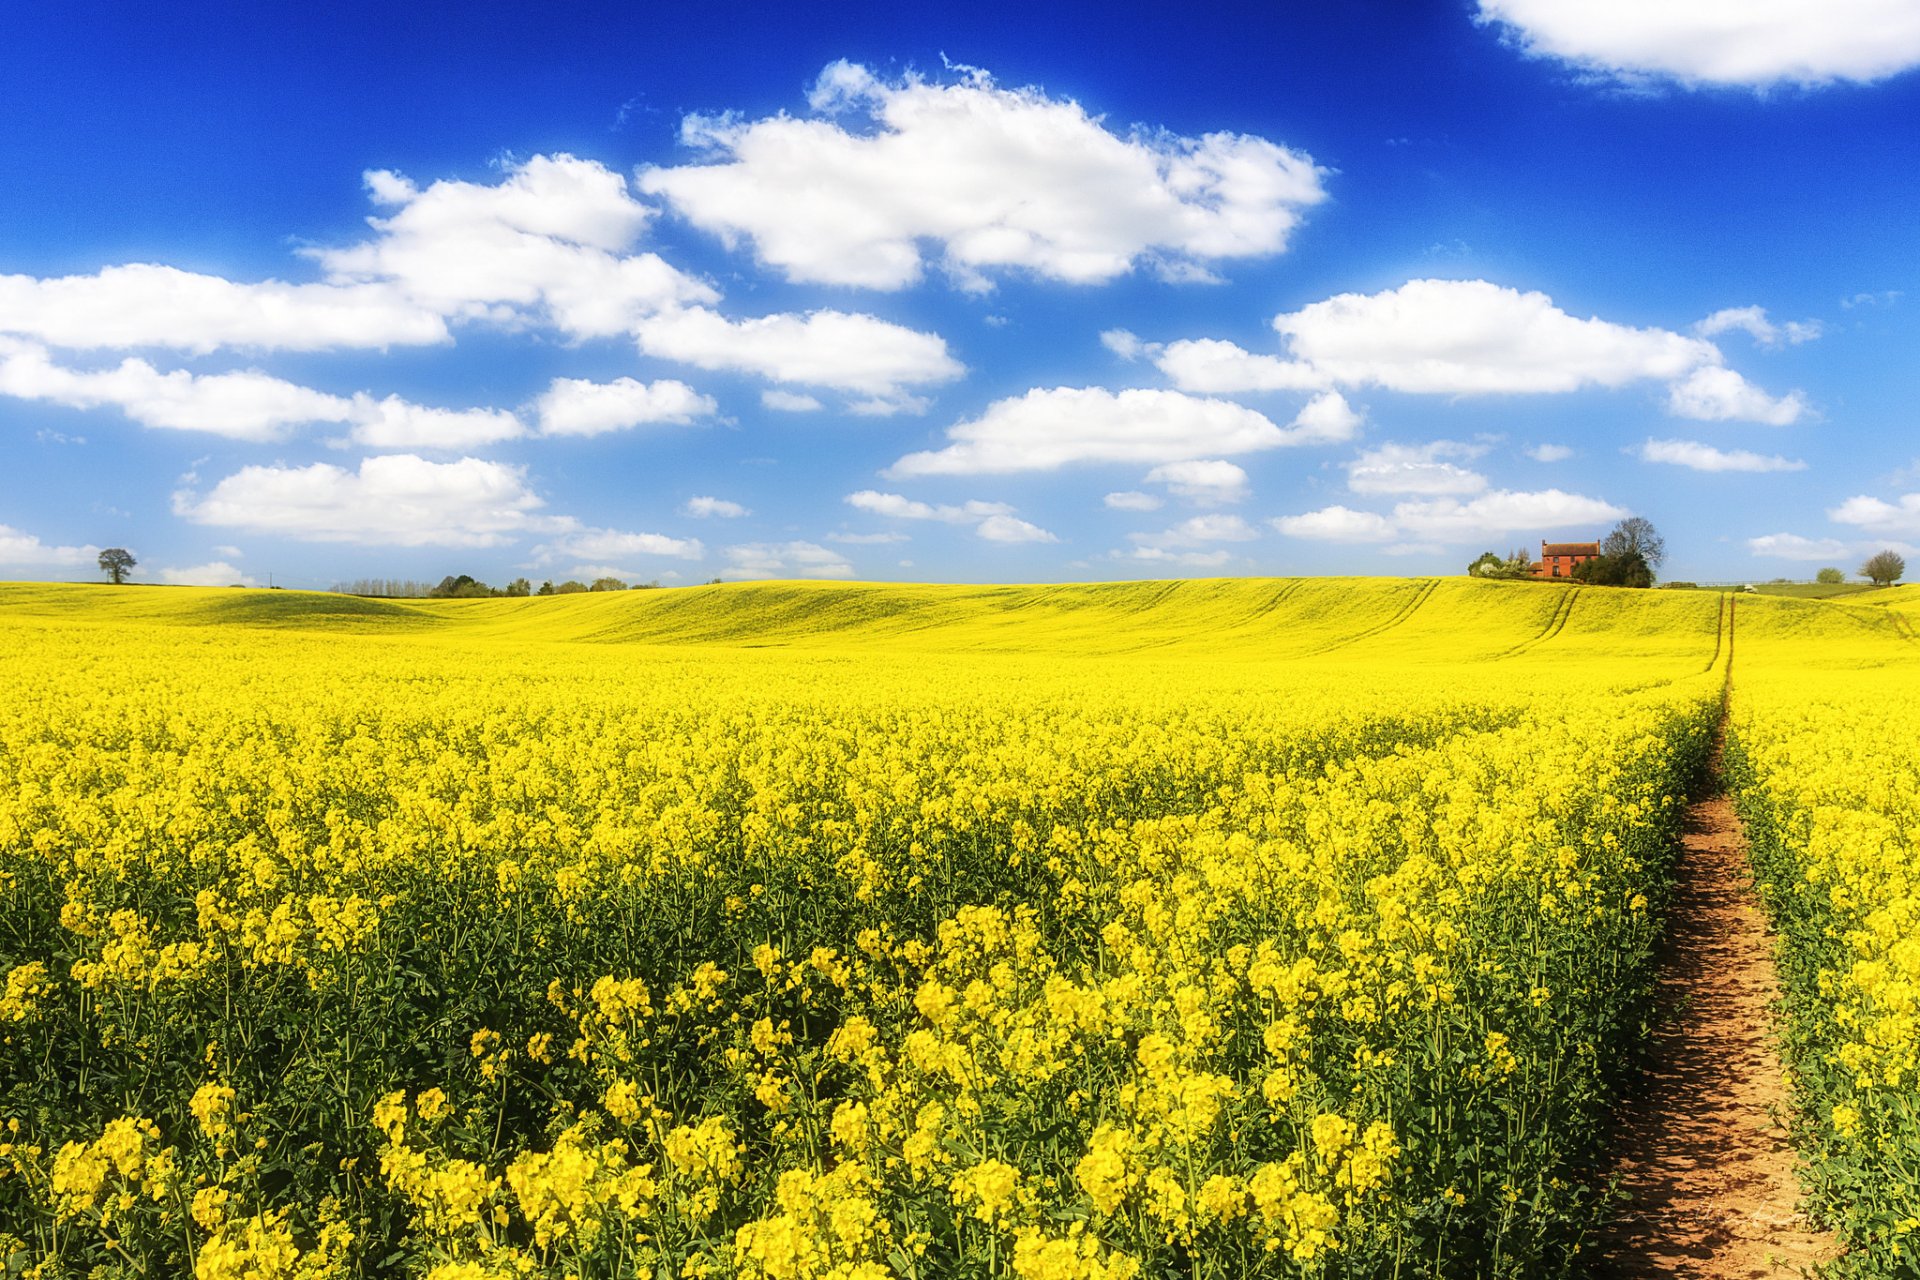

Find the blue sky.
xmin=3 ymin=0 xmax=1918 ymax=588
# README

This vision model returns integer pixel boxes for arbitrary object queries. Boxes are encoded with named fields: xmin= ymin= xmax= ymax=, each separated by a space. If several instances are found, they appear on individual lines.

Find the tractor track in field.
xmin=1593 ymin=693 xmax=1841 ymax=1280
xmin=1302 ymin=577 xmax=1439 ymax=656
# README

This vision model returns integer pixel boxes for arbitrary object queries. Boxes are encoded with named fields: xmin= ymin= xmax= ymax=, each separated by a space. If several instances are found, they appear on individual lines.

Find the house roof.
xmin=1541 ymin=541 xmax=1599 ymax=557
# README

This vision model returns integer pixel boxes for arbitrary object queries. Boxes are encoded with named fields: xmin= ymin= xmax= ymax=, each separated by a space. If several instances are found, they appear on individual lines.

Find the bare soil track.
xmin=1594 ymin=750 xmax=1841 ymax=1278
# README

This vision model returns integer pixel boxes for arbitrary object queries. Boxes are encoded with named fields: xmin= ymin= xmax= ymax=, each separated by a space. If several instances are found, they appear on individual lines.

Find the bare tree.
xmin=97 ymin=548 xmax=136 ymax=585
xmin=1862 ymin=549 xmax=1906 ymax=587
xmin=1601 ymin=517 xmax=1665 ymax=573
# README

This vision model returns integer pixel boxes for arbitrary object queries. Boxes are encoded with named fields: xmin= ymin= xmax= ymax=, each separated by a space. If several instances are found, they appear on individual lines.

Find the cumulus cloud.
xmin=1664 ymin=366 xmax=1806 ymax=424
xmin=1475 ymin=0 xmax=1920 ymax=88
xmin=1271 ymin=279 xmax=1714 ymax=394
xmin=312 ymin=154 xmax=715 ymax=339
xmin=1152 ymin=338 xmax=1329 ymax=394
xmin=1637 ymin=438 xmax=1805 ymax=472
xmin=1526 ymin=443 xmax=1574 ymax=462
xmin=761 ymin=389 xmax=824 ymax=412
xmin=1129 ymin=514 xmax=1259 ymax=550
xmin=160 ymin=561 xmax=257 ymax=587
xmin=634 ymin=307 xmax=961 ymax=407
xmin=824 ymin=531 xmax=909 ymax=545
xmin=1346 ymin=441 xmax=1489 ymax=496
xmin=1748 ymin=532 xmax=1850 ymax=560
xmin=541 ymin=527 xmax=705 ymax=562
xmin=1830 ymin=493 xmax=1920 ymax=537
xmin=173 ymin=454 xmax=550 ymax=546
xmin=640 ymin=60 xmax=1326 ymax=291
xmin=347 ymin=395 xmax=524 ymax=449
xmin=534 ymin=376 xmax=716 ymax=436
xmin=844 ymin=489 xmax=1053 ymax=542
xmin=1143 ymin=459 xmax=1250 ymax=504
xmin=684 ymin=496 xmax=749 ymax=518
xmin=721 ymin=540 xmax=855 ymax=580
xmin=1117 ymin=546 xmax=1234 ymax=568
xmin=889 ymin=387 xmax=1353 ymax=477
xmin=0 ymin=340 xmax=353 ymax=441
xmin=0 ymin=522 xmax=99 ymax=567
xmin=1104 ymin=491 xmax=1164 ymax=512
xmin=976 ymin=514 xmax=1059 ymax=543
xmin=1274 ymin=488 xmax=1626 ymax=544
xmin=1695 ymin=306 xmax=1822 ymax=348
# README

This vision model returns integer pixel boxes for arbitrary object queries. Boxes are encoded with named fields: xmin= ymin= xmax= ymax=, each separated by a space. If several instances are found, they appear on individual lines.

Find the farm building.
xmin=1535 ymin=540 xmax=1600 ymax=579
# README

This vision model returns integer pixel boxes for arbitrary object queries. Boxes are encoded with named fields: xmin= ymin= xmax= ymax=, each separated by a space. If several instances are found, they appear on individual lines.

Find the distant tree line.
xmin=332 ymin=574 xmax=662 ymax=599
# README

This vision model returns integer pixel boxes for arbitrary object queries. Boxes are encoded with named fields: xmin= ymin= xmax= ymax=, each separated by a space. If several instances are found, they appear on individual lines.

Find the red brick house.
xmin=1534 ymin=540 xmax=1600 ymax=580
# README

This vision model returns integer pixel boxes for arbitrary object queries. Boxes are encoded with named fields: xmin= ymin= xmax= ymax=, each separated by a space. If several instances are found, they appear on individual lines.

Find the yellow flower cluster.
xmin=0 ymin=577 xmax=1728 ymax=1277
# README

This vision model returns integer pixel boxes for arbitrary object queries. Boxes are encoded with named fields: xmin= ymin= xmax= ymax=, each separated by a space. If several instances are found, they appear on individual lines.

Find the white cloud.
xmin=721 ymin=540 xmax=855 ymax=580
xmin=0 ymin=264 xmax=447 ymax=354
xmin=1152 ymin=338 xmax=1328 ymax=394
xmin=1130 ymin=514 xmax=1259 ymax=549
xmin=1526 ymin=443 xmax=1574 ymax=462
xmin=640 ymin=60 xmax=1326 ymax=291
xmin=212 ymin=545 xmax=242 ymax=559
xmin=1143 ymin=459 xmax=1250 ymax=504
xmin=1345 ymin=441 xmax=1489 ymax=496
xmin=0 ymin=522 xmax=99 ymax=566
xmin=160 ymin=561 xmax=257 ymax=587
xmin=312 ymin=154 xmax=715 ymax=339
xmin=174 ymin=454 xmax=549 ymax=547
xmin=1289 ymin=391 xmax=1364 ymax=444
xmin=1665 ymin=366 xmax=1806 ymax=424
xmin=1118 ymin=546 xmax=1234 ymax=568
xmin=1637 ymin=438 xmax=1806 ymax=472
xmin=684 ymin=496 xmax=750 ymax=518
xmin=845 ymin=490 xmax=1013 ymax=523
xmin=889 ymin=387 xmax=1348 ymax=477
xmin=634 ymin=307 xmax=962 ymax=405
xmin=1104 ymin=490 xmax=1164 ymax=512
xmin=1748 ymin=532 xmax=1850 ymax=560
xmin=543 ymin=527 xmax=706 ymax=562
xmin=1271 ymin=279 xmax=1715 ymax=394
xmin=0 ymin=340 xmax=353 ymax=441
xmin=1100 ymin=329 xmax=1148 ymax=360
xmin=976 ymin=514 xmax=1058 ymax=544
xmin=761 ymin=389 xmax=824 ymax=413
xmin=1475 ymin=0 xmax=1920 ymax=88
xmin=1270 ymin=506 xmax=1399 ymax=542
xmin=534 ymin=376 xmax=716 ymax=437
xmin=1830 ymin=493 xmax=1920 ymax=537
xmin=347 ymin=394 xmax=524 ymax=449
xmin=1272 ymin=488 xmax=1626 ymax=545
xmin=1695 ymin=306 xmax=1822 ymax=348
xmin=825 ymin=531 xmax=909 ymax=545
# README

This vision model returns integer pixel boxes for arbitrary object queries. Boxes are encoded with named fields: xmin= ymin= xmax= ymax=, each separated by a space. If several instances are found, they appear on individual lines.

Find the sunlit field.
xmin=2 ymin=578 xmax=1909 ymax=1277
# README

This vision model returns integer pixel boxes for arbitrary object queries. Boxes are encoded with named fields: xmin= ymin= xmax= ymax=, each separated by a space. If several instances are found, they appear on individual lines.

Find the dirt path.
xmin=1595 ymin=756 xmax=1841 ymax=1278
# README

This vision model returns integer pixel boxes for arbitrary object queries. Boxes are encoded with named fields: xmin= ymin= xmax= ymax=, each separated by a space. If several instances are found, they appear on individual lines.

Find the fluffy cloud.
xmin=0 ymin=265 xmax=447 ymax=354
xmin=174 ymin=454 xmax=549 ymax=547
xmin=1748 ymin=532 xmax=1850 ymax=560
xmin=1103 ymin=491 xmax=1164 ymax=512
xmin=844 ymin=490 xmax=1053 ymax=542
xmin=1272 ymin=279 xmax=1714 ymax=395
xmin=160 ymin=561 xmax=257 ymax=587
xmin=1829 ymin=493 xmax=1920 ymax=537
xmin=0 ymin=522 xmax=99 ymax=566
xmin=0 ymin=340 xmax=353 ymax=441
xmin=312 ymin=154 xmax=715 ymax=339
xmin=889 ymin=387 xmax=1354 ymax=477
xmin=1637 ymin=438 xmax=1806 ymax=472
xmin=1526 ymin=443 xmax=1574 ymax=462
xmin=1130 ymin=514 xmax=1259 ymax=550
xmin=1143 ymin=459 xmax=1250 ymax=504
xmin=761 ymin=389 xmax=824 ymax=413
xmin=721 ymin=541 xmax=855 ymax=580
xmin=347 ymin=395 xmax=524 ymax=449
xmin=1345 ymin=441 xmax=1489 ymax=496
xmin=640 ymin=61 xmax=1326 ymax=291
xmin=976 ymin=515 xmax=1059 ymax=544
xmin=1695 ymin=306 xmax=1822 ymax=348
xmin=534 ymin=376 xmax=716 ymax=437
xmin=1664 ymin=366 xmax=1806 ymax=424
xmin=684 ymin=496 xmax=749 ymax=518
xmin=542 ymin=527 xmax=706 ymax=562
xmin=1274 ymin=488 xmax=1625 ymax=544
xmin=1475 ymin=0 xmax=1920 ymax=88
xmin=1151 ymin=338 xmax=1328 ymax=394
xmin=1118 ymin=546 xmax=1234 ymax=568
xmin=634 ymin=307 xmax=961 ymax=407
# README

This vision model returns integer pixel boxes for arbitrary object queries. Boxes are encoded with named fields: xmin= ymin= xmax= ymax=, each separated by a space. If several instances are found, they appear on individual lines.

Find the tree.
xmin=1573 ymin=550 xmax=1653 ymax=589
xmin=1862 ymin=549 xmax=1906 ymax=587
xmin=536 ymin=581 xmax=555 ymax=596
xmin=1468 ymin=551 xmax=1502 ymax=577
xmin=1468 ymin=549 xmax=1534 ymax=580
xmin=1816 ymin=567 xmax=1845 ymax=585
xmin=588 ymin=576 xmax=626 ymax=592
xmin=97 ymin=548 xmax=136 ymax=584
xmin=1602 ymin=517 xmax=1665 ymax=574
xmin=553 ymin=580 xmax=588 ymax=594
xmin=504 ymin=578 xmax=531 ymax=597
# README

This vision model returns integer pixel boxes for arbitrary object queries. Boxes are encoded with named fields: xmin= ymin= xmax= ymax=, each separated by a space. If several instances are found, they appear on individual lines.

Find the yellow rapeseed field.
xmin=0 ymin=576 xmax=1763 ymax=1278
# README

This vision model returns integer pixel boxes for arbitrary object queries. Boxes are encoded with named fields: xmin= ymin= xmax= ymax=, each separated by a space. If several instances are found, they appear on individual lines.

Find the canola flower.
xmin=0 ymin=577 xmax=1727 ymax=1277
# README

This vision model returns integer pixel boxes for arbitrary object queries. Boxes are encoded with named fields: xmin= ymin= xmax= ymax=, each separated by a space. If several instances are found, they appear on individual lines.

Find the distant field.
xmin=0 ymin=578 xmax=1912 ymax=1278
